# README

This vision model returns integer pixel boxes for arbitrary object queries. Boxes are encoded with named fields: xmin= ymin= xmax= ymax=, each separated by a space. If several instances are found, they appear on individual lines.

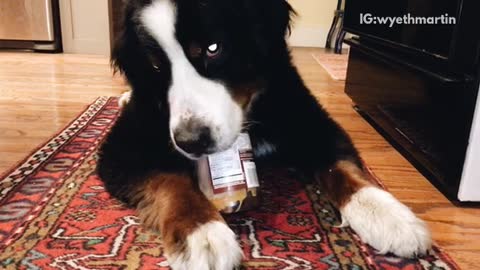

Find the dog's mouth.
xmin=172 ymin=141 xmax=217 ymax=160
xmin=177 ymin=149 xmax=216 ymax=160
xmin=172 ymin=139 xmax=237 ymax=160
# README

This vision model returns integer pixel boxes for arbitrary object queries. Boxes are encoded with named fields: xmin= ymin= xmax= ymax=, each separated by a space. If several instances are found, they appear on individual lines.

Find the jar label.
xmin=207 ymin=133 xmax=258 ymax=194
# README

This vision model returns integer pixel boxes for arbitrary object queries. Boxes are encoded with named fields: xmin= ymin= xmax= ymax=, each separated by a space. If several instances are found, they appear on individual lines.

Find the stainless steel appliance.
xmin=0 ymin=0 xmax=62 ymax=52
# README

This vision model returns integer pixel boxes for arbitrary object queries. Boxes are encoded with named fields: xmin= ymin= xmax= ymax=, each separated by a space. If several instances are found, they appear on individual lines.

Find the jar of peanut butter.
xmin=197 ymin=133 xmax=260 ymax=214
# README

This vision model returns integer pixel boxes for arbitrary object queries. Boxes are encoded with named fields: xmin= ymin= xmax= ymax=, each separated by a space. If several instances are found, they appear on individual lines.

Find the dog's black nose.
xmin=173 ymin=125 xmax=214 ymax=156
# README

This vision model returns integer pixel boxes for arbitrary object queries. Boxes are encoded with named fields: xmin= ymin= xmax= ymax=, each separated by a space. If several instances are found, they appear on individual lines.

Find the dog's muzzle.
xmin=172 ymin=118 xmax=215 ymax=157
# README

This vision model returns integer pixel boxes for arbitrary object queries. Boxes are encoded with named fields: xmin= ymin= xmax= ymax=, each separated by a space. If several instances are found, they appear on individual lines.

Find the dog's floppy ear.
xmin=110 ymin=3 xmax=169 ymax=100
xmin=243 ymin=0 xmax=296 ymax=41
xmin=111 ymin=4 xmax=145 ymax=77
xmin=265 ymin=0 xmax=296 ymax=39
xmin=240 ymin=0 xmax=296 ymax=61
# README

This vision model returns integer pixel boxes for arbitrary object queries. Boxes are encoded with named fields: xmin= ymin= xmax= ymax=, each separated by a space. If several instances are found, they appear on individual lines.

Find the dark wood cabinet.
xmin=343 ymin=0 xmax=480 ymax=202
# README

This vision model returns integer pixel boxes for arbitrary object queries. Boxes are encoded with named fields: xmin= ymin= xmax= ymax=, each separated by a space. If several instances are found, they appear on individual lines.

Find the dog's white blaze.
xmin=140 ymin=0 xmax=243 ymax=153
xmin=341 ymin=187 xmax=432 ymax=257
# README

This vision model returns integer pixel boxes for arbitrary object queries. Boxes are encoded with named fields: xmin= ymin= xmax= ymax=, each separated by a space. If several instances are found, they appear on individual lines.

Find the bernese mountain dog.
xmin=97 ymin=0 xmax=432 ymax=269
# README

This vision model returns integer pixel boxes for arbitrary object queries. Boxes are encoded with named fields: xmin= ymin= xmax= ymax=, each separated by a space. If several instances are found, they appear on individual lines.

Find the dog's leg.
xmin=317 ymin=160 xmax=431 ymax=257
xmin=131 ymin=173 xmax=243 ymax=270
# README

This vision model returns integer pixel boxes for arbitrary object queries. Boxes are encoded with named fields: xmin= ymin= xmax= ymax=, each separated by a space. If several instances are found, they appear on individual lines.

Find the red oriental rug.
xmin=0 ymin=97 xmax=459 ymax=270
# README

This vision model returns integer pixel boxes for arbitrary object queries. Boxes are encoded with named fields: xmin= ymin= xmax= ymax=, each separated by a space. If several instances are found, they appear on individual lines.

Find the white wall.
xmin=288 ymin=0 xmax=337 ymax=47
xmin=458 ymin=86 xmax=480 ymax=202
xmin=58 ymin=0 xmax=337 ymax=53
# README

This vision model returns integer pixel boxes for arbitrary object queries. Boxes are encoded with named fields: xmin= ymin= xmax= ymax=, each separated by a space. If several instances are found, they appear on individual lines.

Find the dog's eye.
xmin=147 ymin=54 xmax=162 ymax=72
xmin=189 ymin=43 xmax=203 ymax=58
xmin=206 ymin=43 xmax=222 ymax=58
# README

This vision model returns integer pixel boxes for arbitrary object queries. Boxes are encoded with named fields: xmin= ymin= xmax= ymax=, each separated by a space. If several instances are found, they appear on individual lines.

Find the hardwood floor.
xmin=0 ymin=49 xmax=479 ymax=269
xmin=0 ymin=52 xmax=126 ymax=172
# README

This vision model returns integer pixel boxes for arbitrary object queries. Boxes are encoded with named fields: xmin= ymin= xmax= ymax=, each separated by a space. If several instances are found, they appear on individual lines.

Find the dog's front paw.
xmin=167 ymin=221 xmax=243 ymax=270
xmin=341 ymin=187 xmax=432 ymax=257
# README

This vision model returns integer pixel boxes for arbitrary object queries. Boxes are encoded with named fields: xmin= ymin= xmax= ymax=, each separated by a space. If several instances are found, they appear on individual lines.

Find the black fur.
xmin=97 ymin=0 xmax=362 ymax=205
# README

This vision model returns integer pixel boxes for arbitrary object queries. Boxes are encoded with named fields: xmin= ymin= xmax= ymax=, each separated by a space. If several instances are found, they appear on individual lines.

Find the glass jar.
xmin=197 ymin=133 xmax=260 ymax=213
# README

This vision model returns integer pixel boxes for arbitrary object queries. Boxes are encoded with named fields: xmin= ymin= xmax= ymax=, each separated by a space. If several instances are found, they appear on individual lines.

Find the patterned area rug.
xmin=0 ymin=97 xmax=458 ymax=270
xmin=312 ymin=51 xmax=349 ymax=81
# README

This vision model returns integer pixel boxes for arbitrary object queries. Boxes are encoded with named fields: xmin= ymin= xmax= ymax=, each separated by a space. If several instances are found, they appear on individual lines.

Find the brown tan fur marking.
xmin=131 ymin=173 xmax=223 ymax=256
xmin=317 ymin=160 xmax=373 ymax=208
xmin=231 ymin=81 xmax=264 ymax=109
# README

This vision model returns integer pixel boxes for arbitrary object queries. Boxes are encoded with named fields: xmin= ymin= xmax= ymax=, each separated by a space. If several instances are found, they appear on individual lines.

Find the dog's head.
xmin=113 ymin=0 xmax=294 ymax=159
